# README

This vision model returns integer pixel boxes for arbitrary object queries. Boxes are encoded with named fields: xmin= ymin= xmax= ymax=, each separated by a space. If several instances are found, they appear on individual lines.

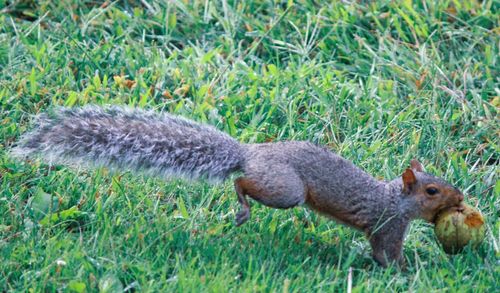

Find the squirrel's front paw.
xmin=372 ymin=253 xmax=406 ymax=270
xmin=235 ymin=208 xmax=250 ymax=226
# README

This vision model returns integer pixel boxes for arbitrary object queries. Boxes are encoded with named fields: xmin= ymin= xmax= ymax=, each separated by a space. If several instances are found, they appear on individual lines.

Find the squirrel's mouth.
xmin=429 ymin=205 xmax=447 ymax=224
xmin=431 ymin=213 xmax=441 ymax=224
xmin=431 ymin=204 xmax=464 ymax=224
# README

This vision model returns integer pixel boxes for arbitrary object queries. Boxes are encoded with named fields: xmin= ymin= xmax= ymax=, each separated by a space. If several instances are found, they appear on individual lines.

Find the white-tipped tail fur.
xmin=11 ymin=105 xmax=244 ymax=181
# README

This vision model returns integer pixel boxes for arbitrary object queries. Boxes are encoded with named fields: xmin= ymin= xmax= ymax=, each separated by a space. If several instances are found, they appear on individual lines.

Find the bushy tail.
xmin=11 ymin=105 xmax=244 ymax=181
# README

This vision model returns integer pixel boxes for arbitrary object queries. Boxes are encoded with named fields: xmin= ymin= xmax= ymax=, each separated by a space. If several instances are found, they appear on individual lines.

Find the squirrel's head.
xmin=401 ymin=159 xmax=464 ymax=222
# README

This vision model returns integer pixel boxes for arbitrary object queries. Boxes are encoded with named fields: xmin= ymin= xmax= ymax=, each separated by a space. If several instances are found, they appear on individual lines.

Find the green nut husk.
xmin=434 ymin=203 xmax=485 ymax=254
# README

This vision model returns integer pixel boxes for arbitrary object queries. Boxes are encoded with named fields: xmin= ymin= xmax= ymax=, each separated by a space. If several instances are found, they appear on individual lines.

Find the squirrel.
xmin=11 ymin=105 xmax=465 ymax=267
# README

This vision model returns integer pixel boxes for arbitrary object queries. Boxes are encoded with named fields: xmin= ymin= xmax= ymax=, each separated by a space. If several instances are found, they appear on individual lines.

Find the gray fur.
xmin=11 ymin=105 xmax=244 ymax=181
xmin=12 ymin=105 xmax=464 ymax=267
xmin=244 ymin=141 xmax=399 ymax=230
xmin=240 ymin=142 xmax=463 ymax=266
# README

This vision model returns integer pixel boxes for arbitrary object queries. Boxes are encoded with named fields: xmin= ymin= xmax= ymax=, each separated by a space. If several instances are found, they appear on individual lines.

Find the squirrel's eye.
xmin=426 ymin=187 xmax=439 ymax=195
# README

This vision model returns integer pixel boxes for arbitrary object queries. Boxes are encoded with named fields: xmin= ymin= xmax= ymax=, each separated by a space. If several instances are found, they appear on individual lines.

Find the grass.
xmin=0 ymin=0 xmax=498 ymax=291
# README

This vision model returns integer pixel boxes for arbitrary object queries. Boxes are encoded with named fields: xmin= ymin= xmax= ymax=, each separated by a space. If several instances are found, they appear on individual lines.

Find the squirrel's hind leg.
xmin=233 ymin=169 xmax=306 ymax=226
xmin=234 ymin=177 xmax=251 ymax=226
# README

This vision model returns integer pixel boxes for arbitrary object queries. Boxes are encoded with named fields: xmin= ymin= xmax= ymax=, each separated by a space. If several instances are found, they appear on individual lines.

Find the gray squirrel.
xmin=11 ymin=105 xmax=465 ymax=267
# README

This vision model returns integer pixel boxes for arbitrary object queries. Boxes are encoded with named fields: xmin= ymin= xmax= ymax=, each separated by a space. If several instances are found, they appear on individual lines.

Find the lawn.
xmin=0 ymin=0 xmax=499 ymax=291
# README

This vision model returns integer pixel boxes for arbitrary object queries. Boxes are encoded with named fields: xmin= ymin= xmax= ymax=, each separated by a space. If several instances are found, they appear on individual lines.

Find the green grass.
xmin=1 ymin=0 xmax=499 ymax=291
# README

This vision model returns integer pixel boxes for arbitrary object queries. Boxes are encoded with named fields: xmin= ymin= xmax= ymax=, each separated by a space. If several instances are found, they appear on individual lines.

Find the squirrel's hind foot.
xmin=235 ymin=208 xmax=250 ymax=226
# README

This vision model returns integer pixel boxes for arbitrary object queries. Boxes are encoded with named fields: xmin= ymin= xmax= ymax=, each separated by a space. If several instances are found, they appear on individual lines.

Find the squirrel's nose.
xmin=458 ymin=193 xmax=464 ymax=202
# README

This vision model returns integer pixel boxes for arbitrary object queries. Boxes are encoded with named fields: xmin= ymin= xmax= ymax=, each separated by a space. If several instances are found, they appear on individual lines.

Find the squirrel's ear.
xmin=402 ymin=168 xmax=417 ymax=194
xmin=410 ymin=159 xmax=424 ymax=172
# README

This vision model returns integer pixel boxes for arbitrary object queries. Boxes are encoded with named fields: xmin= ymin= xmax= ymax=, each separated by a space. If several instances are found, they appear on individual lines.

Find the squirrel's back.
xmin=11 ymin=105 xmax=244 ymax=180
